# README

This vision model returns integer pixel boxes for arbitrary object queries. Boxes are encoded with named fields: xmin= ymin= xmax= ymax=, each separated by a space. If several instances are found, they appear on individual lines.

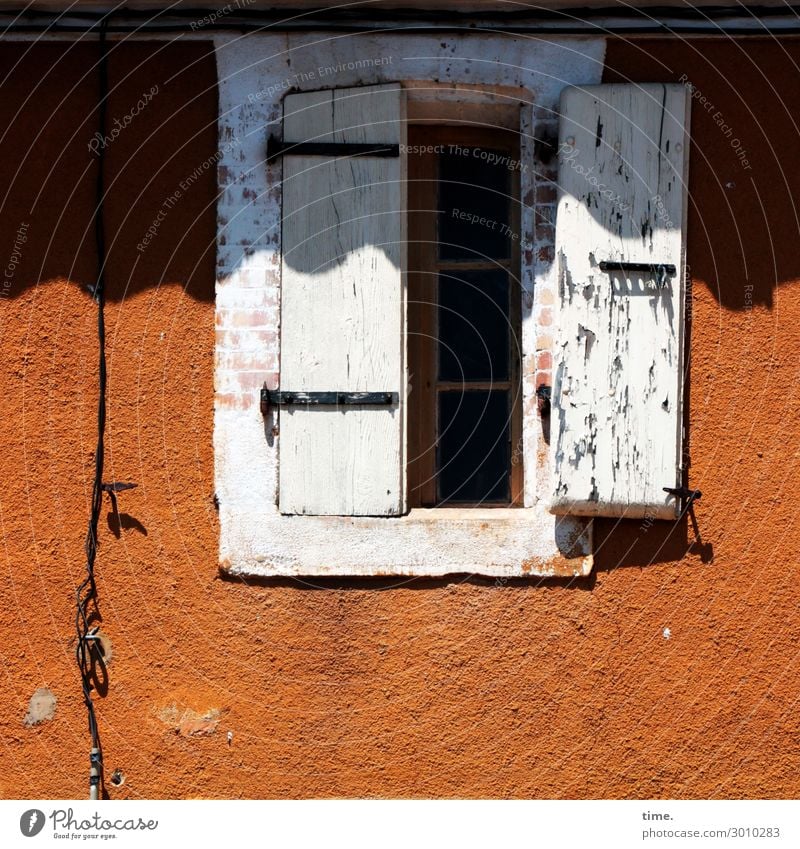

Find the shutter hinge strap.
xmin=267 ymin=135 xmax=400 ymax=161
xmin=599 ymin=261 xmax=676 ymax=287
xmin=260 ymin=385 xmax=398 ymax=416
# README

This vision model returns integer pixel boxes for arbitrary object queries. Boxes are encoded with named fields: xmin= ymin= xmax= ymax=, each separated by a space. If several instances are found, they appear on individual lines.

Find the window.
xmin=215 ymin=55 xmax=641 ymax=576
xmin=271 ymin=80 xmax=690 ymax=532
xmin=275 ymin=85 xmax=527 ymax=517
xmin=407 ymin=126 xmax=523 ymax=507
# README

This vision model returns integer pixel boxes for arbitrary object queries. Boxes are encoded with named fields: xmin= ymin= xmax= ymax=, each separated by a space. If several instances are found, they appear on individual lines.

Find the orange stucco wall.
xmin=1 ymin=37 xmax=799 ymax=799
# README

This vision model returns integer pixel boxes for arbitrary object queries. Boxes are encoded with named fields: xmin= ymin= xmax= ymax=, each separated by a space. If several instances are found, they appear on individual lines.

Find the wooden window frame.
xmin=406 ymin=124 xmax=524 ymax=508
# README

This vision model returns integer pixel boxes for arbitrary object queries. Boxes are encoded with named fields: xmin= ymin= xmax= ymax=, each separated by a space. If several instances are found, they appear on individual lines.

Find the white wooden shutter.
xmin=551 ymin=83 xmax=690 ymax=519
xmin=278 ymin=84 xmax=407 ymax=516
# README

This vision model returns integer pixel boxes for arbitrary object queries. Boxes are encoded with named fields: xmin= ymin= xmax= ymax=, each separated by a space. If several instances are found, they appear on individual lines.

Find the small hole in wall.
xmin=110 ymin=769 xmax=125 ymax=787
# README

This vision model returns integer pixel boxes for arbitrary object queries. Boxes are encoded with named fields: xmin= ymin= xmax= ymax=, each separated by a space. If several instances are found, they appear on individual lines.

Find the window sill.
xmin=403 ymin=507 xmax=527 ymax=521
xmin=219 ymin=505 xmax=593 ymax=579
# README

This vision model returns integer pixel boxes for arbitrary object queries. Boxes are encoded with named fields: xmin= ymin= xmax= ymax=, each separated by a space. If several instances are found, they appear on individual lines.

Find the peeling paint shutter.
xmin=551 ymin=84 xmax=691 ymax=519
xmin=278 ymin=84 xmax=407 ymax=516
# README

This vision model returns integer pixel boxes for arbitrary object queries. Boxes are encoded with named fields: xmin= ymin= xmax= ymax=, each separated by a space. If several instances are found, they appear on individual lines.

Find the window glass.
xmin=407 ymin=129 xmax=521 ymax=507
xmin=438 ymin=269 xmax=510 ymax=382
xmin=437 ymin=150 xmax=511 ymax=260
xmin=437 ymin=390 xmax=511 ymax=504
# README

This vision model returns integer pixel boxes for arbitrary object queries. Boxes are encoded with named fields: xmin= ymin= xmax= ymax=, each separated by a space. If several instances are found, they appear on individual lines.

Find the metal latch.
xmin=663 ymin=486 xmax=702 ymax=511
xmin=260 ymin=385 xmax=398 ymax=417
xmin=599 ymin=261 xmax=677 ymax=288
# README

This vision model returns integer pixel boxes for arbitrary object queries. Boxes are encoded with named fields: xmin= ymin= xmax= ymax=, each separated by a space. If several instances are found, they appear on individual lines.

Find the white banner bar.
xmin=1 ymin=800 xmax=798 ymax=849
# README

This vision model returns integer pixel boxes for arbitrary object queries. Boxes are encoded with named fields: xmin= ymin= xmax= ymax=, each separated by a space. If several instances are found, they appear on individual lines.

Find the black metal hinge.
xmin=267 ymin=135 xmax=400 ymax=162
xmin=599 ymin=261 xmax=677 ymax=288
xmin=260 ymin=386 xmax=398 ymax=416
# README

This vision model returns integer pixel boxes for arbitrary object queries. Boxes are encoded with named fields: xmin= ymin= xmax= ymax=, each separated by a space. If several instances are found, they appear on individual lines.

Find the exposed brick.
xmin=232 ymin=270 xmax=280 ymax=289
xmin=523 ymin=355 xmax=536 ymax=376
xmin=536 ymin=351 xmax=552 ymax=371
xmin=538 ymin=307 xmax=553 ymax=326
xmin=216 ymin=286 xmax=278 ymax=310
xmin=536 ymin=334 xmax=553 ymax=351
xmin=216 ymin=351 xmax=278 ymax=372
xmin=535 ymin=183 xmax=558 ymax=205
xmin=215 ymin=392 xmax=257 ymax=411
xmin=215 ymin=308 xmax=276 ymax=329
xmin=523 ymin=396 xmax=538 ymax=417
xmin=537 ymin=288 xmax=555 ymax=306
xmin=216 ymin=327 xmax=278 ymax=354
xmin=535 ymin=224 xmax=555 ymax=244
xmin=537 ymin=244 xmax=555 ymax=263
xmin=216 ymin=369 xmax=275 ymax=394
xmin=534 ymin=164 xmax=557 ymax=181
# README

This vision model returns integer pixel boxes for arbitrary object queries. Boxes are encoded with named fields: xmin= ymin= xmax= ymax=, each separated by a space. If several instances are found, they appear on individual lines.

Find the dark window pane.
xmin=438 ymin=149 xmax=512 ymax=260
xmin=437 ymin=390 xmax=510 ymax=504
xmin=438 ymin=269 xmax=510 ymax=382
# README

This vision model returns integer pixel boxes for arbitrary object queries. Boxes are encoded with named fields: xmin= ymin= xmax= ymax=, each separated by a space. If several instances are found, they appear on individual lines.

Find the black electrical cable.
xmin=75 ymin=15 xmax=110 ymax=802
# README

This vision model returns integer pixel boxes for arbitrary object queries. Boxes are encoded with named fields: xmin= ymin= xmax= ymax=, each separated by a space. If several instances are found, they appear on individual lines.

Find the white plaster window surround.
xmin=213 ymin=32 xmax=606 ymax=577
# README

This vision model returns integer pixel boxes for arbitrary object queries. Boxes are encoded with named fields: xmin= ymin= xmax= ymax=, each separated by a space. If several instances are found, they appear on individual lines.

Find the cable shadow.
xmin=107 ymin=511 xmax=148 ymax=538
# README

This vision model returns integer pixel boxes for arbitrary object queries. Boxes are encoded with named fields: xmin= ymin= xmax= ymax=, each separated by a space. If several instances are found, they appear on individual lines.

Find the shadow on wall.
xmin=593 ymin=509 xmax=712 ymax=573
xmin=0 ymin=41 xmax=218 ymax=304
xmin=5 ymin=40 xmax=796 ymax=304
xmin=603 ymin=36 xmax=800 ymax=312
xmin=274 ymin=43 xmax=800 ymax=313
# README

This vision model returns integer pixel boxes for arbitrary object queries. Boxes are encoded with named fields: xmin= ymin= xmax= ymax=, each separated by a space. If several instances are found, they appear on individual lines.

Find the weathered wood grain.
xmin=551 ymin=83 xmax=691 ymax=519
xmin=279 ymin=84 xmax=407 ymax=515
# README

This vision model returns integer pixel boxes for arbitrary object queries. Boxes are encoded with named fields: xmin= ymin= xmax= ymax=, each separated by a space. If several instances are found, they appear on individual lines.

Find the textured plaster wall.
xmin=0 ymin=36 xmax=799 ymax=799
